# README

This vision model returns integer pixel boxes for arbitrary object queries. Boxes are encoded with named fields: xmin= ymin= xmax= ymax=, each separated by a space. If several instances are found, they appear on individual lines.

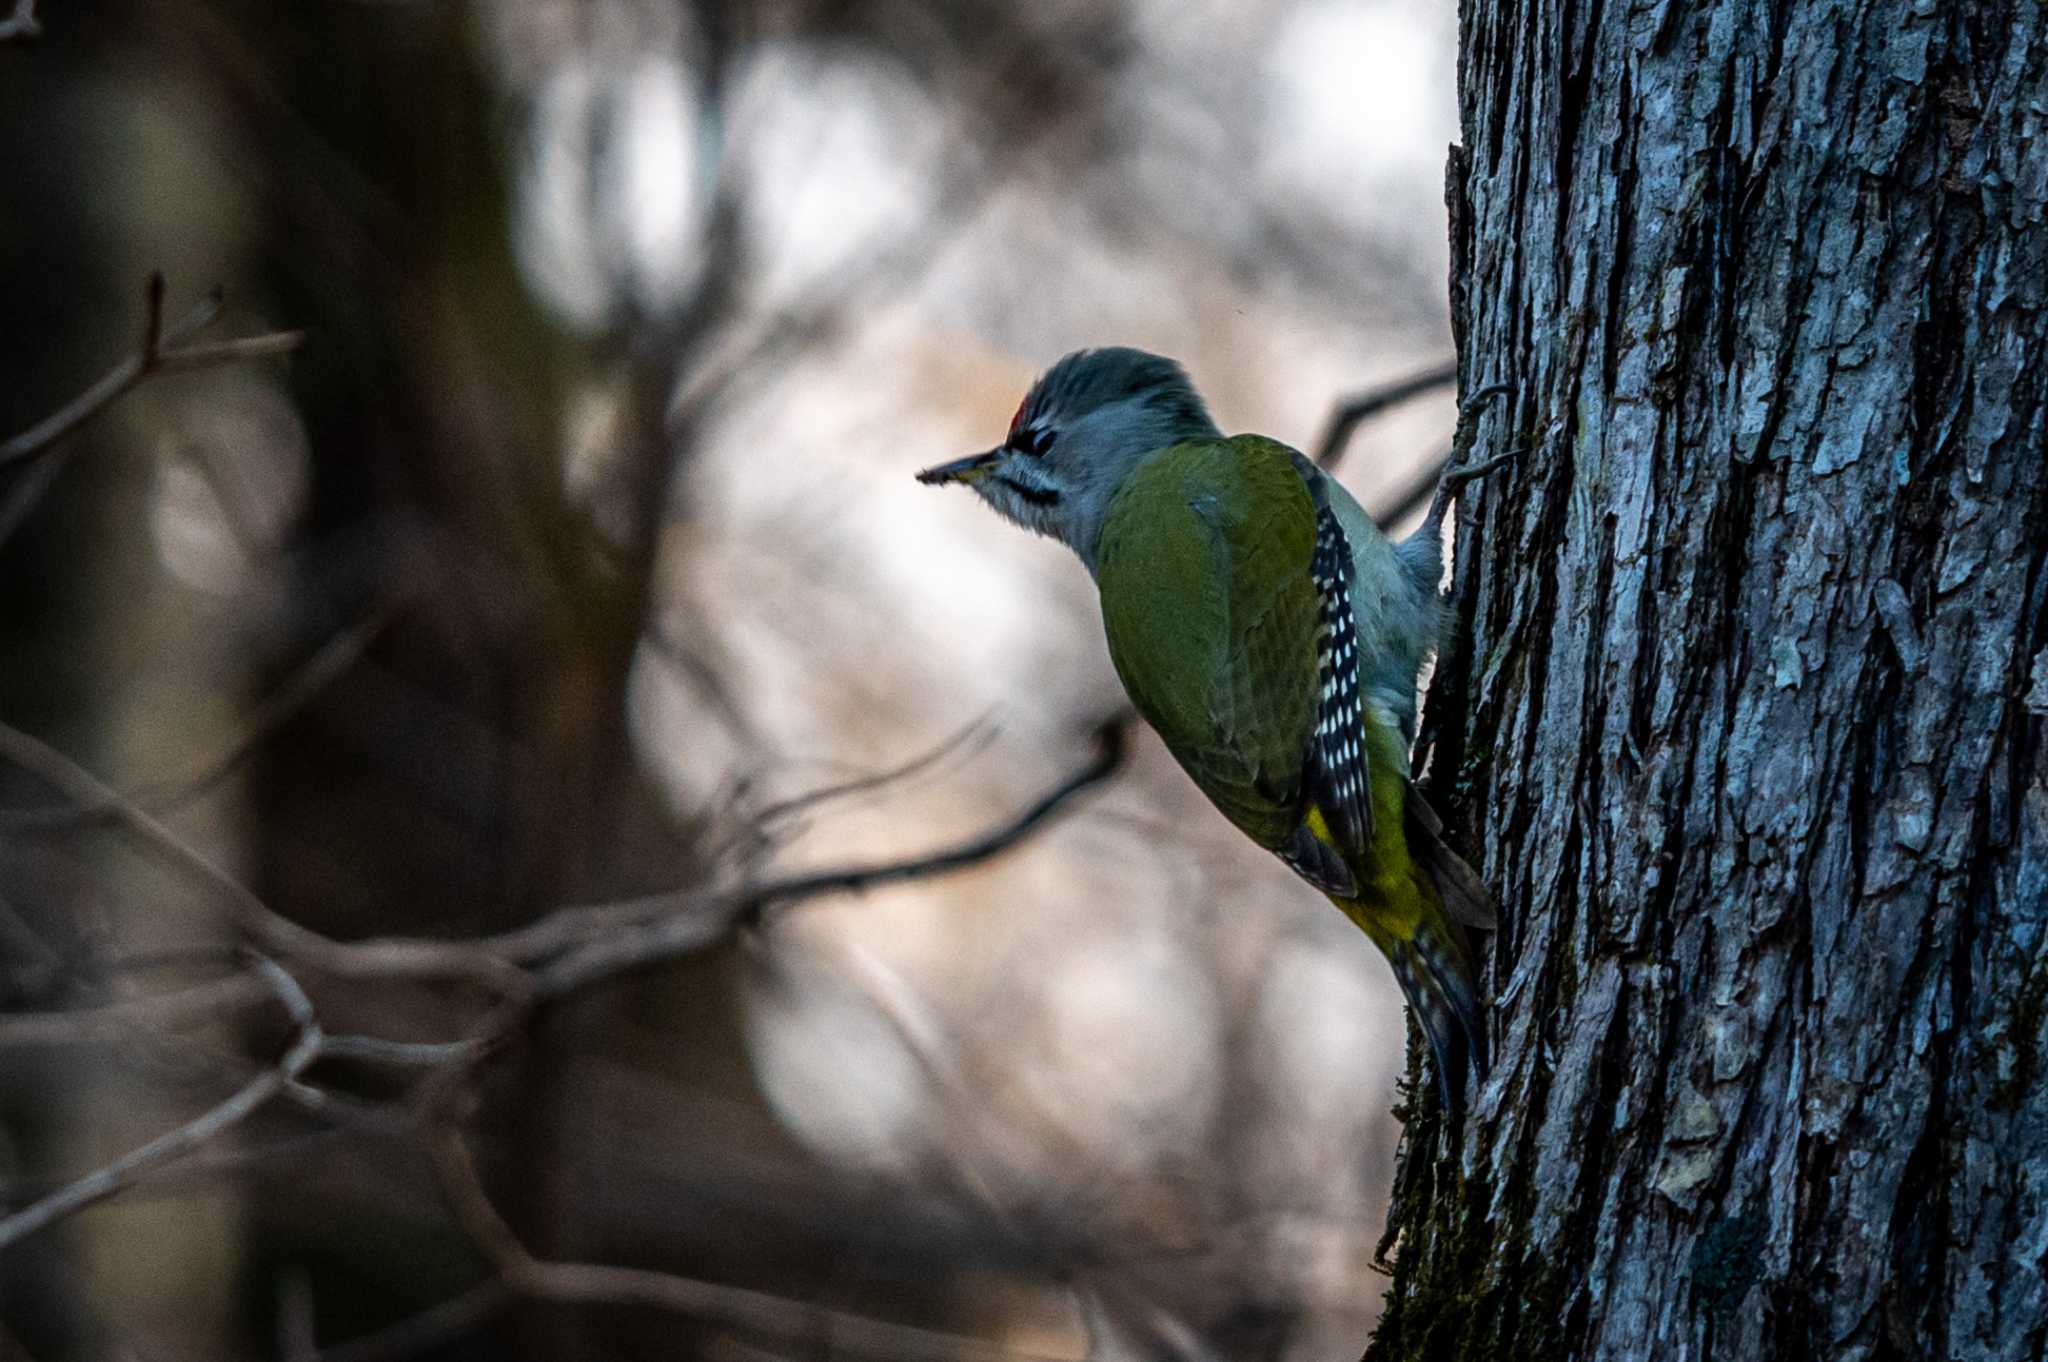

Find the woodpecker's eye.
xmin=1013 ymin=425 xmax=1055 ymax=457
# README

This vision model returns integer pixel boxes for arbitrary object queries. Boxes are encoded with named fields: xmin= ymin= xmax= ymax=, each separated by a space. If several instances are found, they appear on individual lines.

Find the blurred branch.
xmin=709 ymin=713 xmax=1003 ymax=880
xmin=0 ymin=273 xmax=303 ymax=549
xmin=670 ymin=24 xmax=1128 ymax=434
xmin=751 ymin=713 xmax=1000 ymax=831
xmin=1322 ymin=368 xmax=1516 ymax=534
xmin=0 ymin=973 xmax=271 ymax=1050
xmin=524 ymin=715 xmax=1128 ymax=1000
xmin=1313 ymin=362 xmax=1457 ymax=470
xmin=0 ymin=708 xmax=1125 ymax=994
xmin=0 ymin=0 xmax=38 ymax=43
xmin=0 ymin=717 xmax=528 ymax=993
xmin=420 ymin=1108 xmax=1073 ymax=1362
xmin=1366 ymin=441 xmax=1455 ymax=532
xmin=0 ymin=609 xmax=392 ymax=832
xmin=0 ymin=715 xmax=1130 ymax=1252
xmin=0 ymin=956 xmax=321 ymax=1250
xmin=0 ymin=275 xmax=302 ymax=470
xmin=830 ymin=942 xmax=1089 ymax=1236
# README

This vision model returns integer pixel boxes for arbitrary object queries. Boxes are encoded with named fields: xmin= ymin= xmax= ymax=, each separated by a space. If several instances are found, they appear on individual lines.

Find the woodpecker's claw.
xmin=1457 ymin=381 xmax=1516 ymax=422
xmin=1440 ymin=445 xmax=1523 ymax=494
xmin=1422 ymin=382 xmax=1520 ymax=532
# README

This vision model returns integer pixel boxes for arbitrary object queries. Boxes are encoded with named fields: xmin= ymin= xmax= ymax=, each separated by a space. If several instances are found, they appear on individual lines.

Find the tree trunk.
xmin=1370 ymin=3 xmax=2048 ymax=1359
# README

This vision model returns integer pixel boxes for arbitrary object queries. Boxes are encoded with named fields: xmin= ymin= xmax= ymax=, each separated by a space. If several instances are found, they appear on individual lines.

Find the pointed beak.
xmin=915 ymin=449 xmax=1001 ymax=486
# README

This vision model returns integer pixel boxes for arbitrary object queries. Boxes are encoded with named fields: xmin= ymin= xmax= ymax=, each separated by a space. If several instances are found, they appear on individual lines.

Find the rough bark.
xmin=1370 ymin=2 xmax=2048 ymax=1359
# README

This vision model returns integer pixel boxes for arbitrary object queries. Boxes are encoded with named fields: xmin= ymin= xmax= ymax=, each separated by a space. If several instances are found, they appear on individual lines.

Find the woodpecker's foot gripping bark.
xmin=1426 ymin=382 xmax=1520 ymax=537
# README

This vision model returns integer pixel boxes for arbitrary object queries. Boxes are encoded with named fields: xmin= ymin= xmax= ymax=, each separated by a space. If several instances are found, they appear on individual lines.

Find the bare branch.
xmin=0 ymin=704 xmax=1126 ymax=1008
xmin=527 ymin=715 xmax=1128 ymax=1001
xmin=0 ymin=278 xmax=226 ymax=469
xmin=150 ymin=331 xmax=307 ymax=372
xmin=1313 ymin=362 xmax=1458 ymax=469
xmin=0 ymin=707 xmax=1132 ymax=1234
xmin=317 ymin=1034 xmax=482 ymax=1068
xmin=0 ymin=718 xmax=527 ymax=994
xmin=0 ymin=446 xmax=68 ymax=549
xmin=0 ymin=972 xmax=272 ymax=1049
xmin=0 ymin=275 xmax=303 ymax=551
xmin=0 ymin=608 xmax=392 ymax=832
xmin=750 ymin=712 xmax=1000 ymax=831
xmin=702 ymin=714 xmax=1002 ymax=882
xmin=419 ymin=1106 xmax=1078 ymax=1362
xmin=0 ymin=956 xmax=322 ymax=1250
xmin=0 ymin=704 xmax=1130 ymax=1267
xmin=1319 ymin=373 xmax=1517 ymax=532
xmin=0 ymin=709 xmax=1124 ymax=1044
xmin=1361 ymin=441 xmax=1455 ymax=533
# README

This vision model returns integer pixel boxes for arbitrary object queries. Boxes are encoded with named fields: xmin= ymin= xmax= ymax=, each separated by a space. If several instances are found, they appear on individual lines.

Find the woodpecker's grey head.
xmin=917 ymin=347 xmax=1222 ymax=571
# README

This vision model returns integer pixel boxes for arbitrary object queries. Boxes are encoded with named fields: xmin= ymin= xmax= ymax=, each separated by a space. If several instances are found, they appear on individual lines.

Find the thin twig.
xmin=529 ymin=717 xmax=1127 ymax=1000
xmin=829 ymin=943 xmax=1081 ymax=1236
xmin=0 ymin=956 xmax=322 ymax=1249
xmin=149 ymin=332 xmax=306 ymax=373
xmin=0 ymin=609 xmax=393 ymax=832
xmin=0 ymin=712 xmax=1123 ymax=1023
xmin=420 ymin=715 xmax=1126 ymax=979
xmin=0 ymin=1129 xmax=368 ymax=1212
xmin=704 ymin=714 xmax=1002 ymax=879
xmin=1367 ymin=441 xmax=1456 ymax=532
xmin=318 ymin=1034 xmax=482 ymax=1068
xmin=373 ymin=714 xmax=1138 ymax=1206
xmin=1313 ymin=362 xmax=1458 ymax=469
xmin=0 ymin=718 xmax=527 ymax=993
xmin=0 ymin=442 xmax=66 ymax=548
xmin=0 ymin=275 xmax=303 ymax=552
xmin=424 ymin=1106 xmax=532 ymax=1273
xmin=0 ymin=278 xmax=211 ymax=468
xmin=0 ymin=972 xmax=272 ymax=1049
xmin=750 ymin=713 xmax=1000 ymax=830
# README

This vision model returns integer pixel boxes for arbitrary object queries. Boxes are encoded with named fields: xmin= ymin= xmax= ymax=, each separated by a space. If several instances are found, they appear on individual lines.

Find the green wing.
xmin=1096 ymin=436 xmax=1319 ymax=850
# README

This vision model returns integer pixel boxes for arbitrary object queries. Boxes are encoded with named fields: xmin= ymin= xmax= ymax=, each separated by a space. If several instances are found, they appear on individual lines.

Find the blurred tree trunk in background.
xmin=134 ymin=1 xmax=705 ymax=1349
xmin=224 ymin=3 xmax=710 ymax=1351
xmin=1372 ymin=2 xmax=2046 ymax=1359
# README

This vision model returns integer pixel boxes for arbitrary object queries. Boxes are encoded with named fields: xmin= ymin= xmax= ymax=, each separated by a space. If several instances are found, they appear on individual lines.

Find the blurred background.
xmin=0 ymin=1 xmax=1463 ymax=1358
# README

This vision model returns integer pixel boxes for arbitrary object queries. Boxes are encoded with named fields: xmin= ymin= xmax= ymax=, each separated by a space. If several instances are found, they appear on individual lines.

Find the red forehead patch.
xmin=1008 ymin=394 xmax=1029 ymax=435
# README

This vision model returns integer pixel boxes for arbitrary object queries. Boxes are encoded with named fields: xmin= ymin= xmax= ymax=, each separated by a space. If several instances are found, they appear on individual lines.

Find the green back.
xmin=1095 ymin=436 xmax=1318 ymax=849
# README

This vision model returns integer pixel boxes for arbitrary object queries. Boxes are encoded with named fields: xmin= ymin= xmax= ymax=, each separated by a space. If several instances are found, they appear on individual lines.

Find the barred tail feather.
xmin=1387 ymin=914 xmax=1487 ymax=1112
